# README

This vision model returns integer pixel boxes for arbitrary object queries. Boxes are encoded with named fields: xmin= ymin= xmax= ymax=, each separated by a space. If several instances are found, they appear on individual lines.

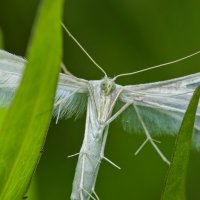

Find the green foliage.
xmin=0 ymin=28 xmax=4 ymax=49
xmin=0 ymin=0 xmax=63 ymax=199
xmin=161 ymin=86 xmax=200 ymax=200
xmin=1 ymin=1 xmax=200 ymax=199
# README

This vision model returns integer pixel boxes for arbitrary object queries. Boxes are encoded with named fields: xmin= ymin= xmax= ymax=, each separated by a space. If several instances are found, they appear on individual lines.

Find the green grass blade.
xmin=26 ymin=175 xmax=39 ymax=200
xmin=0 ymin=28 xmax=4 ymax=49
xmin=161 ymin=86 xmax=200 ymax=200
xmin=0 ymin=0 xmax=63 ymax=199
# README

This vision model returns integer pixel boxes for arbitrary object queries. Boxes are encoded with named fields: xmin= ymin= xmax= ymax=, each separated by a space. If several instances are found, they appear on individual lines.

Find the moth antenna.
xmin=113 ymin=50 xmax=200 ymax=81
xmin=61 ymin=23 xmax=107 ymax=77
xmin=61 ymin=63 xmax=73 ymax=75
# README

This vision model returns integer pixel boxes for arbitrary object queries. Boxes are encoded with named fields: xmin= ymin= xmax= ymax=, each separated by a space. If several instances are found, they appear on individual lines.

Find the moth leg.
xmin=133 ymin=102 xmax=170 ymax=165
xmin=100 ymin=126 xmax=109 ymax=157
xmin=106 ymin=101 xmax=133 ymax=125
xmin=83 ymin=154 xmax=100 ymax=200
xmin=67 ymin=152 xmax=80 ymax=158
xmin=92 ymin=190 xmax=100 ymax=200
xmin=82 ymin=188 xmax=97 ymax=200
xmin=103 ymin=156 xmax=121 ymax=169
xmin=79 ymin=139 xmax=87 ymax=200
xmin=134 ymin=138 xmax=161 ymax=155
xmin=86 ymin=157 xmax=100 ymax=200
xmin=107 ymin=88 xmax=124 ymax=117
xmin=90 ymin=166 xmax=100 ymax=200
xmin=100 ymin=127 xmax=121 ymax=169
xmin=79 ymin=135 xmax=99 ymax=200
xmin=80 ymin=189 xmax=83 ymax=200
xmin=134 ymin=138 xmax=149 ymax=155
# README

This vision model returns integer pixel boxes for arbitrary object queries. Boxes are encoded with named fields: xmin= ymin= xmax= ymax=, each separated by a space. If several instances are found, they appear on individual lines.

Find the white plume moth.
xmin=0 ymin=24 xmax=200 ymax=200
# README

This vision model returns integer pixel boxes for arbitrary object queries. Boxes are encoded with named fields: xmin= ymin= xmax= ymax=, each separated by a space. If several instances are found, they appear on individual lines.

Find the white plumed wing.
xmin=0 ymin=50 xmax=89 ymax=119
xmin=0 ymin=50 xmax=24 ymax=106
xmin=119 ymin=73 xmax=200 ymax=149
xmin=54 ymin=73 xmax=88 ymax=120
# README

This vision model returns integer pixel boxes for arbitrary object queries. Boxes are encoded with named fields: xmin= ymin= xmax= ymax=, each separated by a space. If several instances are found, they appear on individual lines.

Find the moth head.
xmin=100 ymin=77 xmax=116 ymax=95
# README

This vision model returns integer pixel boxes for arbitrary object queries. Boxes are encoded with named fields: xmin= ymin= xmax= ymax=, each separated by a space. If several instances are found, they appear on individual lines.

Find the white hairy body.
xmin=70 ymin=82 xmax=122 ymax=200
xmin=0 ymin=45 xmax=200 ymax=200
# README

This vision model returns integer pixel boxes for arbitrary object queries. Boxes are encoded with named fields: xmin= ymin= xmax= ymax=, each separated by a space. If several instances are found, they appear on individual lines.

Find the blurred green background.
xmin=0 ymin=0 xmax=200 ymax=199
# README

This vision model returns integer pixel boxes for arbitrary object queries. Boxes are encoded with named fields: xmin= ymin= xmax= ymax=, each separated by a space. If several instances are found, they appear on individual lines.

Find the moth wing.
xmin=54 ymin=74 xmax=89 ymax=120
xmin=0 ymin=50 xmax=25 ymax=106
xmin=119 ymin=73 xmax=200 ymax=149
xmin=0 ymin=50 xmax=26 ymax=73
xmin=0 ymin=50 xmax=89 ymax=119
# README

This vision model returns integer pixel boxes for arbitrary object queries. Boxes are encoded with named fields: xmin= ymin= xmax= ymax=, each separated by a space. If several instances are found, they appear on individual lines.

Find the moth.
xmin=0 ymin=25 xmax=200 ymax=200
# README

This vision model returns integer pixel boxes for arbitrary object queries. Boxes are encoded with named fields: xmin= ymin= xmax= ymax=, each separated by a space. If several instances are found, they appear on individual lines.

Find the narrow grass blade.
xmin=0 ymin=0 xmax=63 ymax=199
xmin=161 ymin=86 xmax=200 ymax=200
xmin=26 ymin=175 xmax=39 ymax=200
xmin=0 ymin=28 xmax=4 ymax=49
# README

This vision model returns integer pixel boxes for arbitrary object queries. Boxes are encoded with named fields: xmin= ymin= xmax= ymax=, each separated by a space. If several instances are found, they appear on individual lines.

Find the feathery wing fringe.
xmin=0 ymin=50 xmax=89 ymax=120
xmin=0 ymin=79 xmax=88 ymax=120
xmin=0 ymin=50 xmax=25 ymax=73
xmin=0 ymin=49 xmax=200 ymax=148
xmin=114 ymin=100 xmax=182 ymax=135
xmin=114 ymin=100 xmax=200 ymax=149
xmin=53 ymin=90 xmax=88 ymax=120
xmin=0 ymin=50 xmax=24 ymax=106
xmin=53 ymin=73 xmax=89 ymax=120
xmin=119 ymin=72 xmax=200 ymax=149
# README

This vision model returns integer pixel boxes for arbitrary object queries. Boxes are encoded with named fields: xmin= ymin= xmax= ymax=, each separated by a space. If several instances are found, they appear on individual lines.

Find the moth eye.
xmin=101 ymin=82 xmax=106 ymax=89
xmin=111 ymin=84 xmax=116 ymax=91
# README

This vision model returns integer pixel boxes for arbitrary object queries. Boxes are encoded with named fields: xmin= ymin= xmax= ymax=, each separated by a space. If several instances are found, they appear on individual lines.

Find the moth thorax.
xmin=100 ymin=77 xmax=116 ymax=95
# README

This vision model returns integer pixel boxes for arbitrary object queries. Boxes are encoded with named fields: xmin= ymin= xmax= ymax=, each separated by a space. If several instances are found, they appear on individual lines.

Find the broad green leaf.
xmin=161 ymin=86 xmax=200 ymax=200
xmin=26 ymin=175 xmax=39 ymax=200
xmin=0 ymin=28 xmax=6 ymax=127
xmin=0 ymin=28 xmax=4 ymax=49
xmin=0 ymin=0 xmax=63 ymax=199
